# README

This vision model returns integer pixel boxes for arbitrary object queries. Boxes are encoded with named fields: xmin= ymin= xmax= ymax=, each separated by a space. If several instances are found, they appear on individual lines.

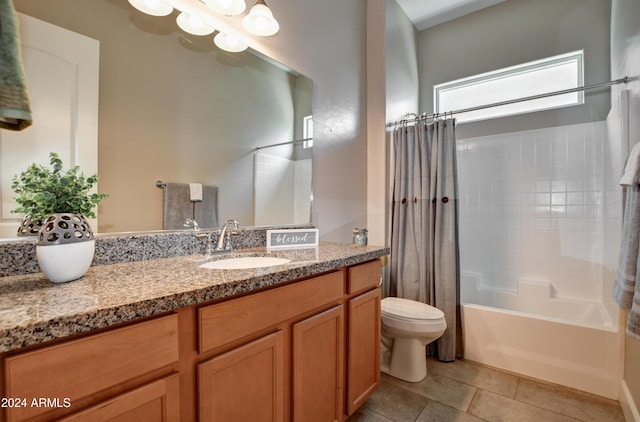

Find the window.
xmin=302 ymin=115 xmax=313 ymax=148
xmin=434 ymin=50 xmax=584 ymax=123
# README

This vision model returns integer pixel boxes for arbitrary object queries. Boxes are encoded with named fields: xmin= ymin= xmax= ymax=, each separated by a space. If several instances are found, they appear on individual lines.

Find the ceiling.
xmin=394 ymin=0 xmax=507 ymax=31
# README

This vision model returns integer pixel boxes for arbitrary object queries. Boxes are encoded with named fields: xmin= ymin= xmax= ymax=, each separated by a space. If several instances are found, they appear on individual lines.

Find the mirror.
xmin=3 ymin=0 xmax=312 ymax=237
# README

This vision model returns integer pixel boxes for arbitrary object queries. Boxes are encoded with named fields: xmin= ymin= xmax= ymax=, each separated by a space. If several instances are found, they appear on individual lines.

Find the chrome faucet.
xmin=216 ymin=219 xmax=240 ymax=252
xmin=196 ymin=219 xmax=240 ymax=257
xmin=183 ymin=218 xmax=200 ymax=231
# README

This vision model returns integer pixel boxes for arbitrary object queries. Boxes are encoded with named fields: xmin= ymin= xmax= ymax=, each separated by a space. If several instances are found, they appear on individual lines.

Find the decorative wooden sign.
xmin=266 ymin=228 xmax=319 ymax=249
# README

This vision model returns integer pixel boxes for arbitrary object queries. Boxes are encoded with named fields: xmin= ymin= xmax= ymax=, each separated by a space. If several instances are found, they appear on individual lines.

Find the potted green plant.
xmin=11 ymin=152 xmax=108 ymax=283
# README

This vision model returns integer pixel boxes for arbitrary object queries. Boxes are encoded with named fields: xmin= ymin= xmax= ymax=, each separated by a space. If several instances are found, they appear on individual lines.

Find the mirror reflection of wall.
xmin=0 ymin=11 xmax=100 ymax=239
xmin=7 ymin=0 xmax=312 ymax=235
xmin=254 ymin=80 xmax=313 ymax=226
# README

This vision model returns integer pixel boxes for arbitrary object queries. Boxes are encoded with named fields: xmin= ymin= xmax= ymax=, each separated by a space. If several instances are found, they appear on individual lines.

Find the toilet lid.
xmin=381 ymin=297 xmax=445 ymax=321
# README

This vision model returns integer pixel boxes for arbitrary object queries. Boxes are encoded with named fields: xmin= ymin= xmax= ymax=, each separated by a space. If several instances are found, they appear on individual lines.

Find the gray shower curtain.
xmin=389 ymin=118 xmax=462 ymax=362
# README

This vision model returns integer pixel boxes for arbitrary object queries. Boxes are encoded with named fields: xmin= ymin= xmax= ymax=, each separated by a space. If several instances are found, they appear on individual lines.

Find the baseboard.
xmin=620 ymin=380 xmax=640 ymax=422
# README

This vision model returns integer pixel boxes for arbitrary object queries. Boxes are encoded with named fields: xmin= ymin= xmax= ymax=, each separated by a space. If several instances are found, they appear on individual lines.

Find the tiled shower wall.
xmin=255 ymin=154 xmax=294 ymax=225
xmin=294 ymin=159 xmax=312 ymax=223
xmin=254 ymin=154 xmax=312 ymax=226
xmin=457 ymin=121 xmax=606 ymax=302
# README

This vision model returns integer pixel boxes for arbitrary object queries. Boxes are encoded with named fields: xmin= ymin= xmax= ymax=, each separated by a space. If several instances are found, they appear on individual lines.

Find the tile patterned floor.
xmin=347 ymin=357 xmax=625 ymax=422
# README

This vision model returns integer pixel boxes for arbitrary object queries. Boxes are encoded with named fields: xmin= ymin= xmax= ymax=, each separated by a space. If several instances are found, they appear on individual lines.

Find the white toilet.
xmin=380 ymin=297 xmax=447 ymax=382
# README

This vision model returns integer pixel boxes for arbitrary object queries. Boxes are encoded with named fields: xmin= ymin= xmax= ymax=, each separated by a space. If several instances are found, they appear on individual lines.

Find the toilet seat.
xmin=381 ymin=297 xmax=444 ymax=321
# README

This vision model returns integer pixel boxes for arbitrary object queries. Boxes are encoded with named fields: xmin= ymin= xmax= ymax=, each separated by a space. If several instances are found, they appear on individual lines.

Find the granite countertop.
xmin=0 ymin=241 xmax=389 ymax=353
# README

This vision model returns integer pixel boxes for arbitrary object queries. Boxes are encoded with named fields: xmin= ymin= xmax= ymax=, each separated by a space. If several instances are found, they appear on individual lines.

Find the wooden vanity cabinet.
xmin=0 ymin=259 xmax=383 ymax=422
xmin=197 ymin=270 xmax=345 ymax=422
xmin=196 ymin=260 xmax=382 ymax=422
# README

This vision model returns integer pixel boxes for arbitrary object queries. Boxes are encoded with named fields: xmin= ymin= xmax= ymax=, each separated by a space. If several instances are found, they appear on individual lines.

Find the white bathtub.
xmin=461 ymin=285 xmax=624 ymax=399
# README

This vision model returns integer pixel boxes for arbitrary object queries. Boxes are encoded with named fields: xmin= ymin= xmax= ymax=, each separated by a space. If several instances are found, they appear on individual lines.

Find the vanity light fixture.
xmin=214 ymin=32 xmax=248 ymax=52
xmin=205 ymin=0 xmax=247 ymax=16
xmin=242 ymin=0 xmax=279 ymax=36
xmin=127 ymin=0 xmax=278 ymax=53
xmin=177 ymin=12 xmax=215 ymax=35
xmin=128 ymin=0 xmax=173 ymax=16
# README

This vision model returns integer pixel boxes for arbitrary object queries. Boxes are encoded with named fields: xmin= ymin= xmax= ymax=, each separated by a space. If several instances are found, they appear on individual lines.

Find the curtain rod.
xmin=386 ymin=76 xmax=629 ymax=128
xmin=255 ymin=138 xmax=313 ymax=150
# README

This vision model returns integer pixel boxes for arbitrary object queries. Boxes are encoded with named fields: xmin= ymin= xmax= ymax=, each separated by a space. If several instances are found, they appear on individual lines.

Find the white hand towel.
xmin=620 ymin=141 xmax=640 ymax=186
xmin=189 ymin=183 xmax=203 ymax=202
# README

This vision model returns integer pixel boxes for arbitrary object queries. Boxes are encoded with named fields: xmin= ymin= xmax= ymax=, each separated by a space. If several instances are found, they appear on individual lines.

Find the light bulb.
xmin=254 ymin=16 xmax=269 ymax=32
xmin=206 ymin=0 xmax=246 ymax=16
xmin=189 ymin=15 xmax=204 ymax=29
xmin=177 ymin=12 xmax=215 ymax=36
xmin=242 ymin=2 xmax=279 ymax=36
xmin=128 ymin=0 xmax=173 ymax=16
xmin=214 ymin=32 xmax=248 ymax=52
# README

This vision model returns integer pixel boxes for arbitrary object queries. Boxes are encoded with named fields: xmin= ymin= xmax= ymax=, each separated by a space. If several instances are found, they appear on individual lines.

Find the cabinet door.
xmin=292 ymin=305 xmax=344 ymax=422
xmin=60 ymin=374 xmax=180 ymax=422
xmin=198 ymin=331 xmax=285 ymax=422
xmin=346 ymin=288 xmax=381 ymax=416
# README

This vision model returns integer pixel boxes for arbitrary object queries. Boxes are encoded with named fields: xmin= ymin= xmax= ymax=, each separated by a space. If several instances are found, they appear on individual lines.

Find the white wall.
xmin=247 ymin=0 xmax=369 ymax=243
xmin=384 ymin=0 xmax=419 ymax=123
xmin=418 ymin=0 xmax=611 ymax=140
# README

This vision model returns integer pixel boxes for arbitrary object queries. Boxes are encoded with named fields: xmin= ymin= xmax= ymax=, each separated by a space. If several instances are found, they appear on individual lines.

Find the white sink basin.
xmin=199 ymin=256 xmax=291 ymax=270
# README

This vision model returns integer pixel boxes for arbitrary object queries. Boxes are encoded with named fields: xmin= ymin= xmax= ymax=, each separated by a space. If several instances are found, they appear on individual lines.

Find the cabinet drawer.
xmin=4 ymin=314 xmax=179 ymax=422
xmin=60 ymin=374 xmax=180 ymax=421
xmin=348 ymin=260 xmax=381 ymax=295
xmin=199 ymin=271 xmax=343 ymax=354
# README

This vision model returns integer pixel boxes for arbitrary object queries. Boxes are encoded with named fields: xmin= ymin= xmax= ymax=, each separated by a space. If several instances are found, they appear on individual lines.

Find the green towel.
xmin=0 ymin=0 xmax=32 ymax=131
